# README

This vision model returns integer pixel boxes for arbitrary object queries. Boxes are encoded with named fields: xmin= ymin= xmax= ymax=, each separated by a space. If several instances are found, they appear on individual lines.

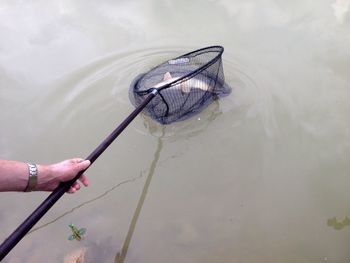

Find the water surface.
xmin=1 ymin=1 xmax=350 ymax=262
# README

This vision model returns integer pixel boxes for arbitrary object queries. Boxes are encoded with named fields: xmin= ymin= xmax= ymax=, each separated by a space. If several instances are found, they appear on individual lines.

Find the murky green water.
xmin=1 ymin=1 xmax=350 ymax=262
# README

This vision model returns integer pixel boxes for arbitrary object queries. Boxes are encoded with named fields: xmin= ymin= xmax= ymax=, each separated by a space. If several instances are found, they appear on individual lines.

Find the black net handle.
xmin=0 ymin=89 xmax=158 ymax=261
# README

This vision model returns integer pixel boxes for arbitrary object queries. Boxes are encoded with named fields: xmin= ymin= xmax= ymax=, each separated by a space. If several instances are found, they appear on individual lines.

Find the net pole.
xmin=0 ymin=89 xmax=158 ymax=261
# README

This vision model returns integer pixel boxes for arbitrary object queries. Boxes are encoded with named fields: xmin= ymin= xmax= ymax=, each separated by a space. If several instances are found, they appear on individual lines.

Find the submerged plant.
xmin=68 ymin=224 xmax=87 ymax=241
xmin=327 ymin=217 xmax=350 ymax=230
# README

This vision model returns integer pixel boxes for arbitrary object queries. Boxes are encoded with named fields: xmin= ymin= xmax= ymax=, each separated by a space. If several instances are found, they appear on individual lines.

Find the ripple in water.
xmin=33 ymin=46 xmax=272 ymax=142
xmin=36 ymin=47 xmax=190 ymax=126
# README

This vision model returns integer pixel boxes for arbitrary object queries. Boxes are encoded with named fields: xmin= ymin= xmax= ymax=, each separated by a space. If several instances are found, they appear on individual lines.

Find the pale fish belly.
xmin=153 ymin=72 xmax=211 ymax=94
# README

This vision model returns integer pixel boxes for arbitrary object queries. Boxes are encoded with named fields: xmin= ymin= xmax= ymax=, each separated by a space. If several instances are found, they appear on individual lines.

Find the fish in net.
xmin=129 ymin=46 xmax=231 ymax=124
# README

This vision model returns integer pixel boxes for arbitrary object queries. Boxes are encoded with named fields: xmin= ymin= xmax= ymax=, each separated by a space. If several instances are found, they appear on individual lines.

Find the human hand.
xmin=36 ymin=158 xmax=90 ymax=193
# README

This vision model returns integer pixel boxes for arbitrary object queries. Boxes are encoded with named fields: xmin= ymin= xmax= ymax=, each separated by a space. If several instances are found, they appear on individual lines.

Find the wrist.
xmin=33 ymin=164 xmax=51 ymax=191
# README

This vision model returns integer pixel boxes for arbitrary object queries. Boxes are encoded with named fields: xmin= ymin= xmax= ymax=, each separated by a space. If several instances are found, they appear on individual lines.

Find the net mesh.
xmin=129 ymin=46 xmax=231 ymax=124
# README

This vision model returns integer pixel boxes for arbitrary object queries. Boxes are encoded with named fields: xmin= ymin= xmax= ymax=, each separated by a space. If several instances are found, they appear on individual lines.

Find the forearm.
xmin=0 ymin=160 xmax=31 ymax=191
xmin=0 ymin=160 xmax=54 ymax=192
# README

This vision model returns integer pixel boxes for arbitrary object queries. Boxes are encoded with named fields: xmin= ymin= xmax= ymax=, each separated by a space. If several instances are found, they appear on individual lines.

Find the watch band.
xmin=24 ymin=163 xmax=38 ymax=192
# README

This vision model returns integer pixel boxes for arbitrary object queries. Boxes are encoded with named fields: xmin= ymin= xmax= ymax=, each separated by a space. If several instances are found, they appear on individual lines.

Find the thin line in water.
xmin=27 ymin=175 xmax=143 ymax=235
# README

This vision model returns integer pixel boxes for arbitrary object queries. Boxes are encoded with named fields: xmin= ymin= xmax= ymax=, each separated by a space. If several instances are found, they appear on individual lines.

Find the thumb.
xmin=76 ymin=160 xmax=91 ymax=171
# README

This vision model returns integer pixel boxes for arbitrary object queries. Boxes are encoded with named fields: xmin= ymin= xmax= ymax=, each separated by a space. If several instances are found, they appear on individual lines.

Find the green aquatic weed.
xmin=68 ymin=224 xmax=87 ymax=241
xmin=327 ymin=217 xmax=350 ymax=230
